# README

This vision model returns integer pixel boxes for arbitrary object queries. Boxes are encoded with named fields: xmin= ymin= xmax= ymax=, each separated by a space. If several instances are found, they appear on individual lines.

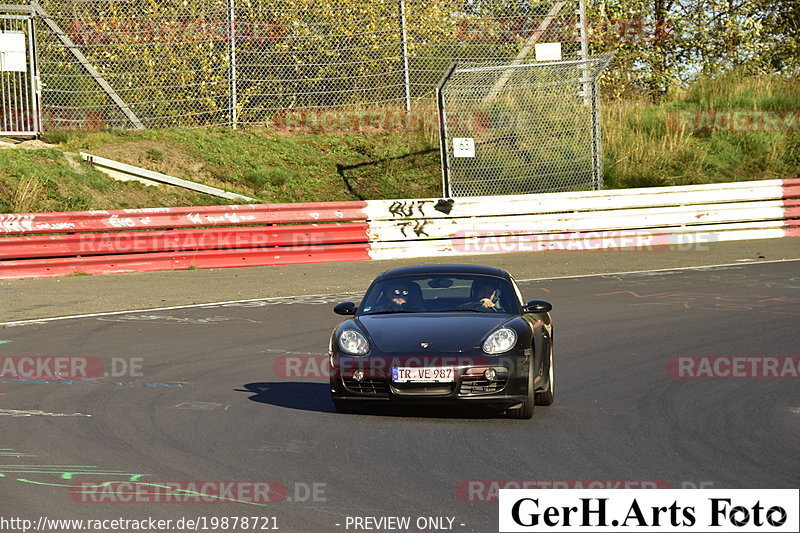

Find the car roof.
xmin=374 ymin=264 xmax=512 ymax=281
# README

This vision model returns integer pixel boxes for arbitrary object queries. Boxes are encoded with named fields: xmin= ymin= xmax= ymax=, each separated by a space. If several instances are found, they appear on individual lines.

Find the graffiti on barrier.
xmin=397 ymin=220 xmax=431 ymax=238
xmin=387 ymin=198 xmax=455 ymax=218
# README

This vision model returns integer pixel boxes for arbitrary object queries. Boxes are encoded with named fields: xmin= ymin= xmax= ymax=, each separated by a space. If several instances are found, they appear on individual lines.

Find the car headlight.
xmin=483 ymin=328 xmax=517 ymax=355
xmin=338 ymin=329 xmax=370 ymax=356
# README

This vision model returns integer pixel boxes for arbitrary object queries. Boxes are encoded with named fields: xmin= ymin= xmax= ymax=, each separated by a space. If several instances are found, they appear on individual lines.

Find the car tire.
xmin=535 ymin=343 xmax=555 ymax=406
xmin=508 ymin=370 xmax=534 ymax=419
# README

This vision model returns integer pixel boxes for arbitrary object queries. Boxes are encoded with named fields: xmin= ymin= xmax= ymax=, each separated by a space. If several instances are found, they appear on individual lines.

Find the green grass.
xmin=42 ymin=128 xmax=441 ymax=206
xmin=1 ymin=70 xmax=797 ymax=214
xmin=602 ymin=70 xmax=800 ymax=188
xmin=0 ymin=148 xmax=228 ymax=214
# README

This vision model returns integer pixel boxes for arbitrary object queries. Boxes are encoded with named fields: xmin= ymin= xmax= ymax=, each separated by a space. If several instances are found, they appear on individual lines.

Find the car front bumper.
xmin=330 ymin=352 xmax=531 ymax=408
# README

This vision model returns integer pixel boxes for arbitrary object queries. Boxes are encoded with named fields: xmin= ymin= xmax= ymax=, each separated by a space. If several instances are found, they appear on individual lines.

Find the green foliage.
xmin=40 ymin=132 xmax=72 ymax=145
xmin=31 ymin=0 xmax=799 ymax=128
xmin=591 ymin=0 xmax=799 ymax=100
xmin=0 ymin=148 xmax=228 ymax=214
xmin=603 ymin=71 xmax=800 ymax=186
xmin=46 ymin=127 xmax=442 ymax=204
xmin=146 ymin=148 xmax=165 ymax=162
xmin=243 ymin=167 xmax=291 ymax=189
xmin=2 ymin=71 xmax=797 ymax=214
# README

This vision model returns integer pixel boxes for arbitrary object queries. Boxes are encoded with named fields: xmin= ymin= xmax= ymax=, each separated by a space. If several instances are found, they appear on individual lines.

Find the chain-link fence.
xmin=7 ymin=0 xmax=590 ymax=130
xmin=437 ymin=55 xmax=612 ymax=197
xmin=0 ymin=13 xmax=39 ymax=134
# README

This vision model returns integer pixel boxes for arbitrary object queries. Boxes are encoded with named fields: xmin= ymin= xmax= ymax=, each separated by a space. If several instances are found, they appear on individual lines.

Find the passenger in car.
xmin=377 ymin=281 xmax=422 ymax=312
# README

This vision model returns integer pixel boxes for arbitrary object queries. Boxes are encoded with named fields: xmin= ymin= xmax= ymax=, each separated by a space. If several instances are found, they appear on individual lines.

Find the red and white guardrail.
xmin=365 ymin=178 xmax=800 ymax=259
xmin=0 ymin=178 xmax=797 ymax=279
xmin=0 ymin=203 xmax=371 ymax=278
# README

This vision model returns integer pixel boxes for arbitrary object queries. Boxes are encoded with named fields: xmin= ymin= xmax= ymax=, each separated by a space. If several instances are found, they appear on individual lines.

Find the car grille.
xmin=343 ymin=378 xmax=388 ymax=395
xmin=459 ymin=377 xmax=508 ymax=395
xmin=391 ymin=382 xmax=456 ymax=396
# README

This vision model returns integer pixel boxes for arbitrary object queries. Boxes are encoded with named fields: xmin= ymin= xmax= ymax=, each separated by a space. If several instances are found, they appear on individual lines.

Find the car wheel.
xmin=508 ymin=369 xmax=534 ymax=419
xmin=535 ymin=343 xmax=555 ymax=406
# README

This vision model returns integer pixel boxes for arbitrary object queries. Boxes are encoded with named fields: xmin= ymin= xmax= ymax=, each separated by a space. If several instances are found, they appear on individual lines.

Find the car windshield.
xmin=358 ymin=274 xmax=519 ymax=315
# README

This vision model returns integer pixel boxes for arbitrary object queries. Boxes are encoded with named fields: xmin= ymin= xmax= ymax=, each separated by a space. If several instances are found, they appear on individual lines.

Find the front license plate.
xmin=392 ymin=367 xmax=454 ymax=383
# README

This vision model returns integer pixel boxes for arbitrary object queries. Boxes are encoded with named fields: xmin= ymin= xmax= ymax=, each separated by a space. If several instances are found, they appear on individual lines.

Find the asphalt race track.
xmin=0 ymin=260 xmax=798 ymax=532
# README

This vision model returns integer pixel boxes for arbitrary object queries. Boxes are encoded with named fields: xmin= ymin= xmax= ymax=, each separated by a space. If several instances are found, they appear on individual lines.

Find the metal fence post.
xmin=228 ymin=0 xmax=238 ymax=129
xmin=436 ymin=62 xmax=457 ymax=197
xmin=27 ymin=14 xmax=41 ymax=134
xmin=591 ymin=79 xmax=603 ymax=190
xmin=398 ymin=0 xmax=410 ymax=112
xmin=578 ymin=0 xmax=591 ymax=106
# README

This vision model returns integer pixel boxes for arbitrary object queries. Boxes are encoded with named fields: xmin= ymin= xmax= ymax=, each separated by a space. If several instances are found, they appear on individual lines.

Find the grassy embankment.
xmin=0 ymin=70 xmax=797 ymax=214
xmin=602 ymin=71 xmax=799 ymax=188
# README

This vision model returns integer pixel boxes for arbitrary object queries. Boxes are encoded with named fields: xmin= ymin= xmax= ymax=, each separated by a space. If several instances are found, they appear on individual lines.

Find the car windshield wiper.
xmin=440 ymin=308 xmax=483 ymax=313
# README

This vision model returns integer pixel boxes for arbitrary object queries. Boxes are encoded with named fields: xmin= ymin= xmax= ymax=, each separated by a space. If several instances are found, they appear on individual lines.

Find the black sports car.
xmin=328 ymin=264 xmax=554 ymax=419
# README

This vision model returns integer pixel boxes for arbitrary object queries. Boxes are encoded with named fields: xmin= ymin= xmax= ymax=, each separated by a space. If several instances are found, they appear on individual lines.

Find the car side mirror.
xmin=523 ymin=300 xmax=552 ymax=313
xmin=334 ymin=302 xmax=357 ymax=315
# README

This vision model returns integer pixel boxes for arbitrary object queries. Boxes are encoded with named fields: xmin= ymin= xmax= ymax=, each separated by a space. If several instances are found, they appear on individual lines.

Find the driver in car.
xmin=475 ymin=282 xmax=499 ymax=309
xmin=461 ymin=280 xmax=503 ymax=311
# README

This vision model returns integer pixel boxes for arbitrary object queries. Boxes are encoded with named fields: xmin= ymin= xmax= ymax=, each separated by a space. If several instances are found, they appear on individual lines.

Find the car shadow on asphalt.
xmin=238 ymin=382 xmax=336 ymax=413
xmin=238 ymin=381 xmax=509 ymax=419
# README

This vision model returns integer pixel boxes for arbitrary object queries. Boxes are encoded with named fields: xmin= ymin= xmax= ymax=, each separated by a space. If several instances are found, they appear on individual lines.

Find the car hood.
xmin=356 ymin=313 xmax=512 ymax=354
